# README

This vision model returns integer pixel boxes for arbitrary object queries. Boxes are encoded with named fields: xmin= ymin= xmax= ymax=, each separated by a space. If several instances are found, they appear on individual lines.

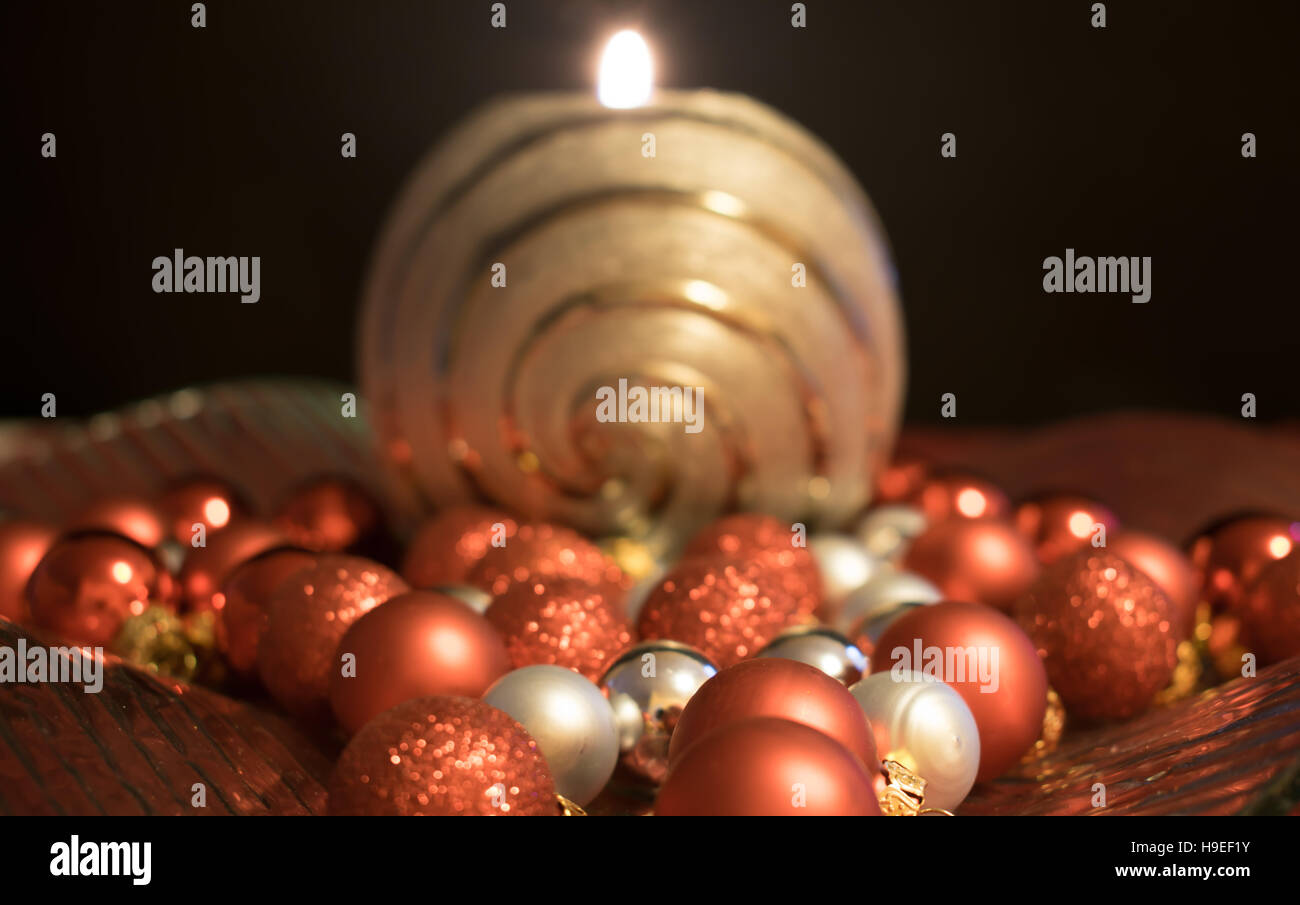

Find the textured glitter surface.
xmin=467 ymin=522 xmax=626 ymax=600
xmin=636 ymin=557 xmax=811 ymax=667
xmin=401 ymin=505 xmax=519 ymax=588
xmin=485 ymin=577 xmax=632 ymax=680
xmin=257 ymin=555 xmax=407 ymax=719
xmin=1016 ymin=550 xmax=1177 ymax=723
xmin=328 ymin=696 xmax=556 ymax=816
xmin=683 ymin=513 xmax=822 ymax=613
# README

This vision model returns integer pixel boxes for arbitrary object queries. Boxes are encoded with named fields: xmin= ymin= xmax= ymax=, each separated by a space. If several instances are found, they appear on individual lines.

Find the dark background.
xmin=4 ymin=0 xmax=1297 ymax=423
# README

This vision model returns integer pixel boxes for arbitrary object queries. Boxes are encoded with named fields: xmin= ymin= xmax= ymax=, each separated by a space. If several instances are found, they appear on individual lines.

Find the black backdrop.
xmin=5 ymin=0 xmax=1297 ymax=423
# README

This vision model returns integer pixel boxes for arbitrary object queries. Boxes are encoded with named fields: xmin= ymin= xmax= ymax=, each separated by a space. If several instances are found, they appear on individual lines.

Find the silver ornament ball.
xmin=431 ymin=583 xmax=494 ymax=615
xmin=856 ymin=503 xmax=928 ymax=562
xmin=835 ymin=569 xmax=942 ymax=634
xmin=483 ymin=664 xmax=620 ymax=806
xmin=809 ymin=534 xmax=883 ymax=612
xmin=755 ymin=624 xmax=868 ymax=685
xmin=600 ymin=640 xmax=717 ymax=782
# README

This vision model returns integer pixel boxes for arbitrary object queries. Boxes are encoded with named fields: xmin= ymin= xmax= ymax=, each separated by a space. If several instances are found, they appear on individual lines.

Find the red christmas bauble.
xmin=401 ymin=505 xmax=519 ymax=588
xmin=70 ymin=496 xmax=168 ymax=550
xmin=656 ymin=717 xmax=882 ymax=816
xmin=667 ymin=657 xmax=878 ymax=772
xmin=1108 ymin=530 xmax=1198 ymax=638
xmin=328 ymin=696 xmax=556 ymax=816
xmin=1238 ymin=549 xmax=1300 ymax=665
xmin=273 ymin=476 xmax=391 ymax=558
xmin=178 ymin=519 xmax=288 ymax=613
xmin=1016 ymin=550 xmax=1177 ymax=724
xmin=0 ymin=520 xmax=58 ymax=623
xmin=903 ymin=517 xmax=1040 ymax=613
xmin=873 ymin=455 xmax=929 ymax=504
xmin=637 ymin=557 xmax=812 ymax=667
xmin=1014 ymin=494 xmax=1120 ymax=564
xmin=485 ymin=578 xmax=632 ymax=681
xmin=158 ymin=477 xmax=245 ymax=543
xmin=683 ymin=513 xmax=821 ymax=613
xmin=216 ymin=548 xmax=316 ymax=675
xmin=1190 ymin=514 xmax=1294 ymax=614
xmin=329 ymin=591 xmax=513 ymax=734
xmin=257 ymin=555 xmax=407 ymax=719
xmin=466 ymin=522 xmax=625 ymax=600
xmin=874 ymin=600 xmax=1047 ymax=782
xmin=911 ymin=472 xmax=1011 ymax=524
xmin=27 ymin=531 xmax=177 ymax=646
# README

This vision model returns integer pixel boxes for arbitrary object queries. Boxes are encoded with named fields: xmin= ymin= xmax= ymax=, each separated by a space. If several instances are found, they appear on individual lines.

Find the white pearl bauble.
xmin=849 ymin=669 xmax=980 ymax=812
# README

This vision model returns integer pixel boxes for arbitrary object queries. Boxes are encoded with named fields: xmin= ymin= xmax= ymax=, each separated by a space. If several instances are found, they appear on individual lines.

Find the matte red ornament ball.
xmin=178 ymin=519 xmax=288 ymax=613
xmin=1015 ymin=550 xmax=1177 ymax=725
xmin=216 ymin=547 xmax=316 ymax=675
xmin=328 ymin=696 xmax=556 ymax=816
xmin=667 ymin=656 xmax=879 ymax=773
xmin=257 ymin=555 xmax=407 ymax=720
xmin=636 ymin=557 xmax=812 ymax=668
xmin=656 ymin=717 xmax=883 ymax=816
xmin=874 ymin=600 xmax=1047 ymax=782
xmin=0 ymin=520 xmax=58 ymax=622
xmin=158 ymin=477 xmax=245 ymax=544
xmin=329 ymin=590 xmax=512 ymax=734
xmin=401 ymin=505 xmax=519 ymax=589
xmin=27 ymin=531 xmax=177 ymax=646
xmin=911 ymin=472 xmax=1011 ymax=524
xmin=1238 ymin=549 xmax=1300 ymax=666
xmin=273 ymin=477 xmax=393 ymax=560
xmin=903 ymin=517 xmax=1040 ymax=613
xmin=70 ymin=496 xmax=169 ymax=550
xmin=1014 ymin=493 xmax=1120 ymax=564
xmin=485 ymin=577 xmax=632 ymax=681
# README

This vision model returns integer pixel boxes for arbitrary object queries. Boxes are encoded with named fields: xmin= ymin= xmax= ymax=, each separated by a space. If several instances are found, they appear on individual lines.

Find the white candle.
xmin=360 ymin=32 xmax=904 ymax=552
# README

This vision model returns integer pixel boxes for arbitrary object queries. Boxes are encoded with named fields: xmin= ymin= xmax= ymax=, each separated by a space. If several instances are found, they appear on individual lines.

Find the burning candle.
xmin=360 ymin=31 xmax=905 ymax=552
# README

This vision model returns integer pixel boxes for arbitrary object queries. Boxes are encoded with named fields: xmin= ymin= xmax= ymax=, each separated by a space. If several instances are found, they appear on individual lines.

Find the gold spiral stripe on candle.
xmin=360 ymin=91 xmax=905 ymax=549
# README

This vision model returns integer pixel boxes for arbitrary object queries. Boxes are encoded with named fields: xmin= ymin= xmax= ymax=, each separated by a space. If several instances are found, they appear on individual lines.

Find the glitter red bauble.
xmin=216 ymin=548 xmax=316 ymax=675
xmin=1238 ymin=550 xmax=1300 ymax=666
xmin=273 ymin=477 xmax=393 ymax=560
xmin=903 ymin=517 xmax=1040 ymax=613
xmin=257 ymin=555 xmax=407 ymax=720
xmin=683 ymin=513 xmax=822 ymax=613
xmin=1189 ymin=514 xmax=1295 ymax=614
xmin=158 ymin=477 xmax=245 ymax=543
xmin=667 ymin=657 xmax=878 ymax=774
xmin=178 ymin=519 xmax=288 ymax=613
xmin=0 ymin=520 xmax=58 ymax=622
xmin=70 ymin=496 xmax=169 ymax=550
xmin=637 ymin=558 xmax=812 ymax=668
xmin=466 ymin=522 xmax=625 ymax=601
xmin=1015 ymin=551 xmax=1177 ymax=725
xmin=328 ymin=696 xmax=556 ymax=816
xmin=910 ymin=472 xmax=1011 ymax=524
xmin=401 ymin=505 xmax=519 ymax=588
xmin=485 ymin=578 xmax=632 ymax=681
xmin=1108 ymin=530 xmax=1198 ymax=638
xmin=26 ymin=531 xmax=177 ymax=646
xmin=874 ymin=600 xmax=1047 ymax=782
xmin=1014 ymin=494 xmax=1120 ymax=564
xmin=329 ymin=591 xmax=513 ymax=734
xmin=656 ymin=717 xmax=883 ymax=816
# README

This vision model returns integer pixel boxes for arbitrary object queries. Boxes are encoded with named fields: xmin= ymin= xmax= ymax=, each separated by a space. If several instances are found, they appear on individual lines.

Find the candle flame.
xmin=598 ymin=30 xmax=653 ymax=109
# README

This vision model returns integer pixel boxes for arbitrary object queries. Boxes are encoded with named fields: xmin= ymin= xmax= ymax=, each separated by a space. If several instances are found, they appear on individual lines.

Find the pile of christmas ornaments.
xmin=1 ymin=461 xmax=1297 ymax=816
